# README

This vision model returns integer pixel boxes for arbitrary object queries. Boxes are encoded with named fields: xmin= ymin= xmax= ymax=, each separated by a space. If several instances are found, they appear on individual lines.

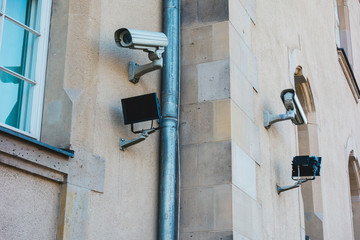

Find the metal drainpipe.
xmin=158 ymin=0 xmax=180 ymax=239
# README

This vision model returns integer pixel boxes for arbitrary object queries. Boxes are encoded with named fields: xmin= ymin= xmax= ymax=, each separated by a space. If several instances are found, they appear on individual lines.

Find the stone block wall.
xmin=180 ymin=1 xmax=232 ymax=238
xmin=180 ymin=0 xmax=261 ymax=239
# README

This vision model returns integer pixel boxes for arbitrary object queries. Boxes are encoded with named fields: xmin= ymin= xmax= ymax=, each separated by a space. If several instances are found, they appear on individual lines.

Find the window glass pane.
xmin=6 ymin=0 xmax=28 ymax=23
xmin=6 ymin=0 xmax=40 ymax=30
xmin=0 ymin=0 xmax=43 ymax=135
xmin=0 ymin=19 xmax=39 ymax=80
xmin=0 ymin=71 xmax=33 ymax=132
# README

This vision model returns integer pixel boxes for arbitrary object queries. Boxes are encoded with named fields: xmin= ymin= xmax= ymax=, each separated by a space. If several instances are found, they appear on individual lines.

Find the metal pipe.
xmin=158 ymin=0 xmax=180 ymax=239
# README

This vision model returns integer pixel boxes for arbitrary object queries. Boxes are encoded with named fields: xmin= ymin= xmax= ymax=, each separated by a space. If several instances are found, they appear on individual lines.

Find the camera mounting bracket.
xmin=129 ymin=47 xmax=165 ymax=84
xmin=264 ymin=109 xmax=295 ymax=129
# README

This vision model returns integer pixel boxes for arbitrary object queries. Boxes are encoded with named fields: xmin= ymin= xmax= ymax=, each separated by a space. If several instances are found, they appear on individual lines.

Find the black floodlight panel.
xmin=292 ymin=155 xmax=321 ymax=178
xmin=121 ymin=93 xmax=161 ymax=125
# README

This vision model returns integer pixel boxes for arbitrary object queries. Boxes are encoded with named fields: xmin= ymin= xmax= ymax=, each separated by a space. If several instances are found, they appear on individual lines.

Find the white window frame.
xmin=0 ymin=0 xmax=52 ymax=139
xmin=334 ymin=0 xmax=341 ymax=47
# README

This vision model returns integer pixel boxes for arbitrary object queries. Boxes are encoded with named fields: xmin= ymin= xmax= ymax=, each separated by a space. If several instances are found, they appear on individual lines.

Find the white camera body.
xmin=114 ymin=28 xmax=168 ymax=84
xmin=264 ymin=88 xmax=307 ymax=129
xmin=115 ymin=28 xmax=168 ymax=52
xmin=280 ymin=89 xmax=307 ymax=125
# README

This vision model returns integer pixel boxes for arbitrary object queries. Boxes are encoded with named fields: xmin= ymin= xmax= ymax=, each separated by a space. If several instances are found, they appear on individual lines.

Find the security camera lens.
xmin=122 ymin=32 xmax=132 ymax=44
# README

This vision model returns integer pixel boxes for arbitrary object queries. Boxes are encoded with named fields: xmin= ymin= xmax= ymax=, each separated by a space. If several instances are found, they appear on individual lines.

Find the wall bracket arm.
xmin=264 ymin=110 xmax=295 ymax=129
xmin=277 ymin=165 xmax=311 ymax=194
xmin=120 ymin=128 xmax=156 ymax=151
xmin=129 ymin=48 xmax=165 ymax=84
xmin=277 ymin=179 xmax=308 ymax=194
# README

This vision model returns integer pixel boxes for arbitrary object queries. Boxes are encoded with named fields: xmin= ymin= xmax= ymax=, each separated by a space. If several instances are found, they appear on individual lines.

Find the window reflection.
xmin=0 ymin=0 xmax=39 ymax=132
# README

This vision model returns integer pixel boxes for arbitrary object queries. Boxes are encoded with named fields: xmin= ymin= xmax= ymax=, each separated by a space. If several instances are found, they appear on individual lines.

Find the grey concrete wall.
xmin=0 ymin=164 xmax=60 ymax=239
xmin=81 ymin=0 xmax=163 ymax=239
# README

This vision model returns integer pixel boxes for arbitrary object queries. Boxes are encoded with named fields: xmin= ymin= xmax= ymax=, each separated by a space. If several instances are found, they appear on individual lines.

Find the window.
xmin=335 ymin=0 xmax=354 ymax=65
xmin=334 ymin=0 xmax=359 ymax=102
xmin=0 ymin=0 xmax=51 ymax=138
xmin=334 ymin=0 xmax=341 ymax=47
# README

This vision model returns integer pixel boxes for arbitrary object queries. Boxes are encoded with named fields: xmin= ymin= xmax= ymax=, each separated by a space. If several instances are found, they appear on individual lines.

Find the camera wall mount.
xmin=128 ymin=48 xmax=164 ymax=84
xmin=264 ymin=109 xmax=296 ymax=129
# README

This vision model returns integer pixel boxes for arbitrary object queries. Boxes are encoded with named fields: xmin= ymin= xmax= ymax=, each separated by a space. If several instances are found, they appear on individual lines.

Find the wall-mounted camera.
xmin=114 ymin=28 xmax=168 ymax=84
xmin=277 ymin=155 xmax=322 ymax=194
xmin=264 ymin=89 xmax=308 ymax=129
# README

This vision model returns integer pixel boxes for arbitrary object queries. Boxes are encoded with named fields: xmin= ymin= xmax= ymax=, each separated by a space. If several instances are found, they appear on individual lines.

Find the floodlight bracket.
xmin=129 ymin=48 xmax=164 ymax=84
xmin=277 ymin=165 xmax=311 ymax=194
xmin=120 ymin=128 xmax=156 ymax=151
xmin=264 ymin=109 xmax=295 ymax=129
xmin=131 ymin=120 xmax=160 ymax=134
xmin=277 ymin=178 xmax=308 ymax=194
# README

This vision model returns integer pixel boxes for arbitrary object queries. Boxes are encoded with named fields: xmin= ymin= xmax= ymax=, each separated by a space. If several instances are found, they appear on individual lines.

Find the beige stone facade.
xmin=1 ymin=0 xmax=360 ymax=239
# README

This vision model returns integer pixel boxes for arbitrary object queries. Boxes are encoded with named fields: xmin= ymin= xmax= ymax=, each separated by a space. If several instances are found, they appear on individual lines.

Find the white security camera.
xmin=114 ymin=28 xmax=168 ymax=84
xmin=280 ymin=89 xmax=307 ymax=125
xmin=115 ymin=28 xmax=168 ymax=51
xmin=264 ymin=89 xmax=307 ymax=129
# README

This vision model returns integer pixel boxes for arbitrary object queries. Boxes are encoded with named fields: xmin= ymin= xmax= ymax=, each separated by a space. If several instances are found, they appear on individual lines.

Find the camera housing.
xmin=114 ymin=28 xmax=168 ymax=84
xmin=280 ymin=89 xmax=307 ymax=125
xmin=115 ymin=28 xmax=168 ymax=51
xmin=264 ymin=88 xmax=308 ymax=129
